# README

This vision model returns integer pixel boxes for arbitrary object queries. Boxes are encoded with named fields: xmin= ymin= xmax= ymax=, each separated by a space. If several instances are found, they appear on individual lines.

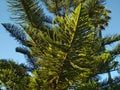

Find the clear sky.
xmin=0 ymin=0 xmax=120 ymax=79
xmin=0 ymin=0 xmax=26 ymax=64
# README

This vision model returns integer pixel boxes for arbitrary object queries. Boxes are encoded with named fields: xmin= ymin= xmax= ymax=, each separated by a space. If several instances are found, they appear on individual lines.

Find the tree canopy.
xmin=1 ymin=0 xmax=120 ymax=90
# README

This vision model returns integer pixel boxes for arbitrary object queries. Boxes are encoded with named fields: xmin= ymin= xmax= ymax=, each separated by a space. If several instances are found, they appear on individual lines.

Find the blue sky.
xmin=0 ymin=0 xmax=26 ymax=63
xmin=0 ymin=0 xmax=120 ymax=79
xmin=105 ymin=0 xmax=120 ymax=33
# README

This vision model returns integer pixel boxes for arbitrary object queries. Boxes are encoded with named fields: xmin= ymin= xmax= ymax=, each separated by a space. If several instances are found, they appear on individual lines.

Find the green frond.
xmin=103 ymin=34 xmax=120 ymax=45
xmin=52 ymin=3 xmax=86 ymax=45
xmin=109 ymin=43 xmax=120 ymax=56
xmin=2 ymin=23 xmax=35 ymax=47
xmin=2 ymin=23 xmax=27 ymax=43
xmin=0 ymin=59 xmax=30 ymax=89
xmin=42 ymin=0 xmax=82 ymax=16
xmin=42 ymin=0 xmax=66 ymax=16
xmin=29 ymin=3 xmax=113 ymax=89
xmin=81 ymin=0 xmax=111 ymax=28
xmin=35 ymin=4 xmax=104 ymax=88
xmin=7 ymin=0 xmax=46 ymax=29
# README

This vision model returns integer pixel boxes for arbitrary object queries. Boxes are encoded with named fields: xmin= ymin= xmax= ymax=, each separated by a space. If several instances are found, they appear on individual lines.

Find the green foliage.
xmin=0 ymin=59 xmax=30 ymax=90
xmin=41 ymin=0 xmax=81 ymax=16
xmin=1 ymin=0 xmax=120 ymax=90
xmin=7 ymin=0 xmax=51 ymax=29
xmin=76 ymin=80 xmax=99 ymax=90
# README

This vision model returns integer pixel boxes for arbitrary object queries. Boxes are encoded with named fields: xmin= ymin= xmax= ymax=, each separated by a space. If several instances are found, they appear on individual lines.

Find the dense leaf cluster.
xmin=1 ymin=0 xmax=120 ymax=90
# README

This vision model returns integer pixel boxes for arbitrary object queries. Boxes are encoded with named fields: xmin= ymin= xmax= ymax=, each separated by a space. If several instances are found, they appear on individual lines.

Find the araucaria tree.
xmin=1 ymin=0 xmax=120 ymax=90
